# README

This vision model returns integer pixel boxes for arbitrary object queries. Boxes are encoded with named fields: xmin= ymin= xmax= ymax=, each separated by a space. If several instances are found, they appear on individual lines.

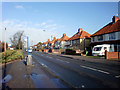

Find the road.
xmin=31 ymin=51 xmax=120 ymax=88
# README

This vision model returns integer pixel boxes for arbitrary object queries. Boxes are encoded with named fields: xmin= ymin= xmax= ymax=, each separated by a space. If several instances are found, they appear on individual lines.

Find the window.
xmin=98 ymin=35 xmax=103 ymax=41
xmin=74 ymin=40 xmax=76 ymax=44
xmin=92 ymin=37 xmax=95 ymax=42
xmin=118 ymin=32 xmax=120 ymax=40
xmin=105 ymin=34 xmax=109 ymax=41
xmin=93 ymin=47 xmax=102 ymax=51
xmin=109 ymin=33 xmax=116 ymax=40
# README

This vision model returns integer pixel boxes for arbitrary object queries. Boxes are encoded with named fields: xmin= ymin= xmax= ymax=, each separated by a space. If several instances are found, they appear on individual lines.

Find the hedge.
xmin=1 ymin=50 xmax=24 ymax=63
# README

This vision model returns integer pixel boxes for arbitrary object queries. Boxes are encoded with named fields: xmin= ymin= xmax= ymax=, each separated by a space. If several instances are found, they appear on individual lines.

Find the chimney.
xmin=53 ymin=37 xmax=56 ymax=40
xmin=78 ymin=28 xmax=83 ymax=33
xmin=63 ymin=33 xmax=66 ymax=37
xmin=112 ymin=16 xmax=119 ymax=23
xmin=48 ymin=39 xmax=50 ymax=42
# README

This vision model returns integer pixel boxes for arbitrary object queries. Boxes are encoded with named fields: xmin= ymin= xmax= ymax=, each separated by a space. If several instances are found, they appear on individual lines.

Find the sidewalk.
xmin=2 ymin=60 xmax=35 ymax=88
xmin=2 ymin=54 xmax=70 ymax=89
xmin=48 ymin=53 xmax=120 ymax=65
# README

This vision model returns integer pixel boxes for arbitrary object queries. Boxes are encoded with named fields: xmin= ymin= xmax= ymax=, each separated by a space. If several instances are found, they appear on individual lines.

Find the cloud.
xmin=15 ymin=5 xmax=24 ymax=9
xmin=35 ymin=22 xmax=46 ymax=26
xmin=1 ymin=19 xmax=58 ymax=46
xmin=44 ymin=24 xmax=56 ymax=28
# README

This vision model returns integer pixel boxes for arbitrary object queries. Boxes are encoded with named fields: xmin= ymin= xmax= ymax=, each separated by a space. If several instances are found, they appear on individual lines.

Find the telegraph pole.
xmin=4 ymin=28 xmax=6 ymax=52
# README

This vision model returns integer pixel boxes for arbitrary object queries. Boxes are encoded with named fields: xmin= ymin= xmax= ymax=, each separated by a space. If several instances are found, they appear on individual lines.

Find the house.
xmin=66 ymin=28 xmax=91 ymax=51
xmin=50 ymin=37 xmax=56 ymax=48
xmin=90 ymin=16 xmax=120 ymax=52
xmin=55 ymin=33 xmax=69 ymax=49
xmin=43 ymin=39 xmax=51 ymax=49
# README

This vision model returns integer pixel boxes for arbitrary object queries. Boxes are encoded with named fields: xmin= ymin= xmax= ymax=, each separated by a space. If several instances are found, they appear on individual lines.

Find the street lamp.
xmin=4 ymin=28 xmax=6 ymax=52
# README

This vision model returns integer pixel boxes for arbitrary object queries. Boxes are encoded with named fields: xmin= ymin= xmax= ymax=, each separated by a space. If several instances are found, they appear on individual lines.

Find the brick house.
xmin=43 ymin=39 xmax=51 ymax=49
xmin=66 ymin=28 xmax=91 ymax=50
xmin=50 ymin=37 xmax=56 ymax=48
xmin=90 ymin=16 xmax=120 ymax=52
xmin=55 ymin=33 xmax=69 ymax=49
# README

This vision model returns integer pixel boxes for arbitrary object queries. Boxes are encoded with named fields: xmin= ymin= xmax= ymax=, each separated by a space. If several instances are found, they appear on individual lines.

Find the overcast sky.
xmin=1 ymin=2 xmax=118 ymax=46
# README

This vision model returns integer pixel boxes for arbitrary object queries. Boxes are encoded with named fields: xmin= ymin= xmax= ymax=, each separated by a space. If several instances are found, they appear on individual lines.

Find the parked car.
xmin=28 ymin=49 xmax=32 ymax=53
xmin=92 ymin=44 xmax=114 ymax=56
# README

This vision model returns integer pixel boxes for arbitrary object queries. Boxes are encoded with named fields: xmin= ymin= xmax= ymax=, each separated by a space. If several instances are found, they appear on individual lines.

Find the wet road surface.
xmin=32 ymin=51 xmax=120 ymax=88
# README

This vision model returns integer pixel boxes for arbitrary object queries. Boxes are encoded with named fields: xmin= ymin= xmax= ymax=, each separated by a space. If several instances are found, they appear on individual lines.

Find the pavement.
xmin=1 ymin=52 xmax=71 ymax=89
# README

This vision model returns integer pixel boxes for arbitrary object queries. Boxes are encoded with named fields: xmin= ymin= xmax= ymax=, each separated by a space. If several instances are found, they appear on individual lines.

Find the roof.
xmin=43 ymin=39 xmax=51 ymax=44
xmin=57 ymin=33 xmax=69 ymax=41
xmin=50 ymin=37 xmax=56 ymax=44
xmin=68 ymin=28 xmax=91 ymax=41
xmin=91 ymin=16 xmax=120 ymax=37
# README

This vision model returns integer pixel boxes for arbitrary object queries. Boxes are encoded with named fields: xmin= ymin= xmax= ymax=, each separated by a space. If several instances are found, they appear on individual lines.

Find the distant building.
xmin=90 ymin=16 xmax=120 ymax=52
xmin=50 ymin=37 xmax=56 ymax=48
xmin=66 ymin=28 xmax=91 ymax=50
xmin=55 ymin=33 xmax=69 ymax=49
xmin=43 ymin=39 xmax=51 ymax=49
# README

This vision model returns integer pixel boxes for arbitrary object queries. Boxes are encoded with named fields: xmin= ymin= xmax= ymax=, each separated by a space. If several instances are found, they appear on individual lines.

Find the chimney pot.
xmin=112 ymin=16 xmax=119 ymax=23
xmin=78 ymin=28 xmax=83 ymax=33
xmin=63 ymin=33 xmax=66 ymax=37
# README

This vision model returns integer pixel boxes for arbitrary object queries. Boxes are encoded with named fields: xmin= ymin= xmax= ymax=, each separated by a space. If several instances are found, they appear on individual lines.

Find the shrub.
xmin=2 ymin=50 xmax=24 ymax=63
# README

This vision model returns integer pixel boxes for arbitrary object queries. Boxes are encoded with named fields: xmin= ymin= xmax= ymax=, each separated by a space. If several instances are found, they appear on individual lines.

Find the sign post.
xmin=27 ymin=36 xmax=29 ymax=55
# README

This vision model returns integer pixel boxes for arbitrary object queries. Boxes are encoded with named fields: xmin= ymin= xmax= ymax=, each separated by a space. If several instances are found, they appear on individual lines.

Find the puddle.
xmin=51 ymin=78 xmax=69 ymax=88
xmin=28 ymin=73 xmax=69 ymax=88
xmin=2 ymin=74 xmax=12 ymax=83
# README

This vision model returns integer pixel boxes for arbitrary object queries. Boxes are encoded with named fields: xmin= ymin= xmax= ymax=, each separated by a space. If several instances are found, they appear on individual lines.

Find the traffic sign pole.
xmin=27 ymin=36 xmax=29 ymax=55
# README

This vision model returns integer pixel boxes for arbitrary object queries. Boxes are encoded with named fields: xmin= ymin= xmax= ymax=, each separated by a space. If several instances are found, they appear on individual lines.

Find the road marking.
xmin=80 ymin=65 xmax=110 ymax=74
xmin=46 ymin=56 xmax=52 ymax=58
xmin=115 ymin=75 xmax=120 ymax=78
xmin=56 ymin=58 xmax=70 ymax=63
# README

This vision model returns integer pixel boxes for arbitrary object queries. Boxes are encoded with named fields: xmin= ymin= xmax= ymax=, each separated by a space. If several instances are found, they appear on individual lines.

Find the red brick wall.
xmin=106 ymin=52 xmax=120 ymax=60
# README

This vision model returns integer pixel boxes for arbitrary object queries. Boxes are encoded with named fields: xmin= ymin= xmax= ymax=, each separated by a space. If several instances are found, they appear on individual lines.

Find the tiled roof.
xmin=43 ymin=39 xmax=51 ymax=44
xmin=57 ymin=33 xmax=69 ymax=41
xmin=50 ymin=37 xmax=56 ymax=44
xmin=68 ymin=28 xmax=91 ymax=41
xmin=91 ymin=16 xmax=120 ymax=37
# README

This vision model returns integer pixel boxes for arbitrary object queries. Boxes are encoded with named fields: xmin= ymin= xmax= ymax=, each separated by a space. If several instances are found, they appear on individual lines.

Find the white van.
xmin=92 ymin=44 xmax=114 ymax=56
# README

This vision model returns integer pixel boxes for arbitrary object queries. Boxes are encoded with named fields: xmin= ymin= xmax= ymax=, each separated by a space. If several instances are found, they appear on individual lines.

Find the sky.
xmin=1 ymin=2 xmax=119 ymax=46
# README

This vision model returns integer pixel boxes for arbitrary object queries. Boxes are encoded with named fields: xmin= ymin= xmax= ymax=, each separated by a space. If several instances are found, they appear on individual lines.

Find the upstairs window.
xmin=98 ymin=35 xmax=103 ymax=41
xmin=73 ymin=40 xmax=76 ymax=44
xmin=109 ymin=32 xmax=116 ymax=40
xmin=92 ymin=37 xmax=95 ymax=42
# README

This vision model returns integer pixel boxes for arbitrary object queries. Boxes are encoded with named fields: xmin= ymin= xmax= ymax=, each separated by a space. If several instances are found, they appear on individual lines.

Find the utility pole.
xmin=4 ymin=28 xmax=6 ymax=52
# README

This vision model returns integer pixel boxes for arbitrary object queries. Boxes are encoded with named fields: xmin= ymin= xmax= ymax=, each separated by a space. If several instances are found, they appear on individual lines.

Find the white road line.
xmin=56 ymin=59 xmax=70 ymax=63
xmin=115 ymin=75 xmax=120 ymax=78
xmin=80 ymin=65 xmax=110 ymax=74
xmin=66 ymin=61 xmax=70 ymax=63
xmin=46 ymin=56 xmax=52 ymax=58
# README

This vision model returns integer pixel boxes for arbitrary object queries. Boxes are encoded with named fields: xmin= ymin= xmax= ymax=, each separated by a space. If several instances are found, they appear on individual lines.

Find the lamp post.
xmin=4 ymin=28 xmax=6 ymax=52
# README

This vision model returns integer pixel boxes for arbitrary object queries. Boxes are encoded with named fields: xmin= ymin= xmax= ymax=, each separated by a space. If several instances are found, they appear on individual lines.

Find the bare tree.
xmin=10 ymin=31 xmax=25 ymax=49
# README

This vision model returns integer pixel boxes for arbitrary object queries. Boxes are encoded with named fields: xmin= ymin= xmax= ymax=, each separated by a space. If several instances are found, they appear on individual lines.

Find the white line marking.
xmin=66 ymin=61 xmax=70 ymax=63
xmin=115 ymin=75 xmax=120 ymax=78
xmin=56 ymin=59 xmax=70 ymax=63
xmin=46 ymin=56 xmax=52 ymax=58
xmin=80 ymin=65 xmax=110 ymax=74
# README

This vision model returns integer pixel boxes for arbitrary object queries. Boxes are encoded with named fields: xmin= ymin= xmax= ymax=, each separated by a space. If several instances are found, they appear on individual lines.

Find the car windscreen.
xmin=93 ymin=47 xmax=102 ymax=51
